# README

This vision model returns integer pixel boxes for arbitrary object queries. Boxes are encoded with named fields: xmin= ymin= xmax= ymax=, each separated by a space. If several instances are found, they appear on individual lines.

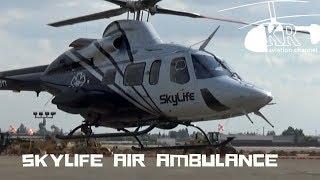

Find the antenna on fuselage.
xmin=199 ymin=25 xmax=220 ymax=51
xmin=188 ymin=26 xmax=220 ymax=50
xmin=254 ymin=111 xmax=275 ymax=128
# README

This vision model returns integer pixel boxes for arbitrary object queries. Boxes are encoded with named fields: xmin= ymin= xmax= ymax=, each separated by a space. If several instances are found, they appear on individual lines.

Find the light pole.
xmin=33 ymin=111 xmax=56 ymax=139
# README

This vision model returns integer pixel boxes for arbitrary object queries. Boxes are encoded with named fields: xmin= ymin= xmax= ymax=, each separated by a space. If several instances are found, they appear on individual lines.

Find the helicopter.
xmin=0 ymin=0 xmax=274 ymax=151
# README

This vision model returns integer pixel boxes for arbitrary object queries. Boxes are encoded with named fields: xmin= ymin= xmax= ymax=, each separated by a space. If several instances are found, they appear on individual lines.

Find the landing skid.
xmin=55 ymin=121 xmax=236 ymax=153
xmin=131 ymin=122 xmax=235 ymax=152
xmin=132 ymin=137 xmax=235 ymax=151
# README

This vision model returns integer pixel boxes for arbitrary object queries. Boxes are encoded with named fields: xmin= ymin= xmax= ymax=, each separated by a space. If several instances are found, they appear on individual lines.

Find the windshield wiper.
xmin=202 ymin=50 xmax=243 ymax=80
xmin=207 ymin=51 xmax=241 ymax=79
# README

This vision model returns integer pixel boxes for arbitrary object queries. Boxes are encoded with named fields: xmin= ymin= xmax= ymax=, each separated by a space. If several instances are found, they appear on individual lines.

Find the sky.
xmin=0 ymin=0 xmax=319 ymax=135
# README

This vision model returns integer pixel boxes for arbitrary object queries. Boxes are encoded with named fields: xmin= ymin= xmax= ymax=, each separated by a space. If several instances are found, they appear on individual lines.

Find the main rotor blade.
xmin=155 ymin=7 xmax=251 ymax=26
xmin=103 ymin=0 xmax=127 ymax=7
xmin=155 ymin=7 xmax=206 ymax=18
xmin=48 ymin=7 xmax=127 ymax=27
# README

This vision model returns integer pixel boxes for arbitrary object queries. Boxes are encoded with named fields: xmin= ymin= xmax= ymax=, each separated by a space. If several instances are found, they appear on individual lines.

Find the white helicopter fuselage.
xmin=34 ymin=20 xmax=273 ymax=129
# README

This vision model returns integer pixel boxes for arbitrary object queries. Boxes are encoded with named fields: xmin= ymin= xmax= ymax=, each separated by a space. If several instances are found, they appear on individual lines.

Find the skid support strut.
xmin=56 ymin=121 xmax=235 ymax=153
xmin=132 ymin=121 xmax=235 ymax=151
xmin=56 ymin=124 xmax=156 ymax=140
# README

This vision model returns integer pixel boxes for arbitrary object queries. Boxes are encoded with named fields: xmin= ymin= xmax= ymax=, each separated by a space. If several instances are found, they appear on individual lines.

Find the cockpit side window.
xmin=149 ymin=60 xmax=161 ymax=85
xmin=124 ymin=62 xmax=146 ymax=86
xmin=170 ymin=57 xmax=190 ymax=84
xmin=192 ymin=54 xmax=227 ymax=79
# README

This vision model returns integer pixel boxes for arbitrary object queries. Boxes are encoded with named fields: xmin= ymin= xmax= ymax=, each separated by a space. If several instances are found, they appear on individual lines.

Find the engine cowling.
xmin=69 ymin=35 xmax=124 ymax=58
xmin=98 ymin=35 xmax=124 ymax=53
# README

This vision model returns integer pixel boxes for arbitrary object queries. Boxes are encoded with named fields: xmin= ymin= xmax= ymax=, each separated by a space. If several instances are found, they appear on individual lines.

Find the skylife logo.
xmin=22 ymin=154 xmax=103 ymax=167
xmin=219 ymin=0 xmax=320 ymax=53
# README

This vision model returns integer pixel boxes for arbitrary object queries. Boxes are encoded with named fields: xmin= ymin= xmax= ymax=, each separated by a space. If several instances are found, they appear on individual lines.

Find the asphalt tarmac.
xmin=0 ymin=156 xmax=319 ymax=180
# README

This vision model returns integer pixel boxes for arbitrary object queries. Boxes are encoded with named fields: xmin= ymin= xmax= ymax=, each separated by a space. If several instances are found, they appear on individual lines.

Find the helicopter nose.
xmin=252 ymin=88 xmax=273 ymax=105
xmin=208 ymin=77 xmax=273 ymax=112
xmin=239 ymin=86 xmax=273 ymax=111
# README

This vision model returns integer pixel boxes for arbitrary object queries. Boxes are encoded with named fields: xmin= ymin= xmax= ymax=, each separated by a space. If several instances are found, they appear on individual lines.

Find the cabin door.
xmin=143 ymin=53 xmax=198 ymax=119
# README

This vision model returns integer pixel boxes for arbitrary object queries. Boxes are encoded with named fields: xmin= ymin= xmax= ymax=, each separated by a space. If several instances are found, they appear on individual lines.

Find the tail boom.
xmin=0 ymin=65 xmax=48 ymax=92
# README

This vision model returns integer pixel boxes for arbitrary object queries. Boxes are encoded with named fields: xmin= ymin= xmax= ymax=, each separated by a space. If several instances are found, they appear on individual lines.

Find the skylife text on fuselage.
xmin=160 ymin=92 xmax=195 ymax=106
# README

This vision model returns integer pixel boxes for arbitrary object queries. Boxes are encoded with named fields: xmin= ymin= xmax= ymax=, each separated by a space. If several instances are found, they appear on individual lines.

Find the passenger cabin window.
xmin=124 ymin=63 xmax=146 ymax=86
xmin=192 ymin=54 xmax=227 ymax=79
xmin=149 ymin=60 xmax=161 ymax=85
xmin=170 ymin=57 xmax=190 ymax=84
xmin=103 ymin=69 xmax=116 ymax=85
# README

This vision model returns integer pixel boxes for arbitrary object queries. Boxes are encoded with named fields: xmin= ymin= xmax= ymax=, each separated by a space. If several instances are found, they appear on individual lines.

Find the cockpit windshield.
xmin=191 ymin=54 xmax=232 ymax=79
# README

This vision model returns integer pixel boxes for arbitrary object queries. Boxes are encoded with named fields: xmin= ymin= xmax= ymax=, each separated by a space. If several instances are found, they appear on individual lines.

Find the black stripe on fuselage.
xmin=114 ymin=21 xmax=134 ymax=63
xmin=93 ymin=42 xmax=124 ymax=77
xmin=45 ymin=55 xmax=140 ymax=109
xmin=111 ymin=83 xmax=151 ymax=112
xmin=70 ymin=49 xmax=104 ymax=76
xmin=66 ymin=51 xmax=151 ymax=112
xmin=113 ymin=23 xmax=164 ymax=115
xmin=200 ymin=88 xmax=229 ymax=112
xmin=141 ymin=85 xmax=162 ymax=114
xmin=62 ymin=54 xmax=85 ymax=70
xmin=93 ymin=42 xmax=160 ymax=114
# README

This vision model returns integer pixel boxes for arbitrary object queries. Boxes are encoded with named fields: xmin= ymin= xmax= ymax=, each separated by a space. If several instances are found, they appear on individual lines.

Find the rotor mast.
xmin=136 ymin=10 xmax=141 ymax=20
